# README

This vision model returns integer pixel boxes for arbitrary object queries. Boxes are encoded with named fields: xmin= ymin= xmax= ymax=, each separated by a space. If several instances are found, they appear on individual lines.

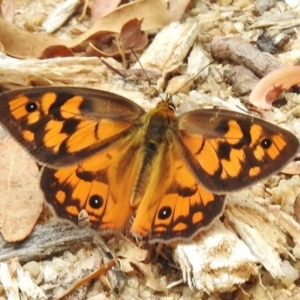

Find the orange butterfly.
xmin=0 ymin=87 xmax=298 ymax=243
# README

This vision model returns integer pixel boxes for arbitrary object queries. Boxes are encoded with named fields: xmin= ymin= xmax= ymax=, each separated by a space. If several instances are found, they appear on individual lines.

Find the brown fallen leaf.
xmin=0 ymin=0 xmax=14 ymax=23
xmin=40 ymin=45 xmax=75 ymax=59
xmin=0 ymin=0 xmax=171 ymax=58
xmin=0 ymin=136 xmax=43 ymax=242
xmin=120 ymin=18 xmax=148 ymax=52
xmin=280 ymin=160 xmax=300 ymax=175
xmin=168 ymin=0 xmax=191 ymax=21
xmin=0 ymin=18 xmax=60 ymax=59
xmin=85 ymin=18 xmax=148 ymax=58
xmin=91 ymin=0 xmax=121 ymax=22
xmin=249 ymin=66 xmax=300 ymax=110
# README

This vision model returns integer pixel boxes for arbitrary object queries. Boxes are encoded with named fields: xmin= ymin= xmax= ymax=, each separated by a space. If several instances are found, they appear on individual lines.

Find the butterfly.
xmin=0 ymin=86 xmax=298 ymax=243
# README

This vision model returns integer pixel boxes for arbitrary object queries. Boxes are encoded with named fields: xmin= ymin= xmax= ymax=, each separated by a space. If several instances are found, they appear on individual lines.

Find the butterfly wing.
xmin=178 ymin=109 xmax=299 ymax=192
xmin=0 ymin=87 xmax=145 ymax=167
xmin=41 ymin=131 xmax=146 ymax=231
xmin=131 ymin=141 xmax=225 ymax=242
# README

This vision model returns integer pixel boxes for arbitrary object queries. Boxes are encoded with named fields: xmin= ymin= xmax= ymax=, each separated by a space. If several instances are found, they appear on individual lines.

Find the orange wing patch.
xmin=42 ymin=153 xmax=126 ymax=231
xmin=131 ymin=146 xmax=225 ymax=242
xmin=0 ymin=87 xmax=144 ymax=167
xmin=179 ymin=109 xmax=299 ymax=192
xmin=41 ymin=131 xmax=145 ymax=232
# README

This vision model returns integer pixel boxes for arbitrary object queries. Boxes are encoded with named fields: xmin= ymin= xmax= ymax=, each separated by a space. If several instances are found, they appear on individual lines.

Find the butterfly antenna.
xmin=100 ymin=58 xmax=125 ymax=78
xmin=131 ymin=50 xmax=165 ymax=102
xmin=131 ymin=50 xmax=150 ymax=82
xmin=131 ymin=50 xmax=160 ymax=89
xmin=132 ymin=50 xmax=215 ymax=104
xmin=170 ymin=60 xmax=216 ymax=98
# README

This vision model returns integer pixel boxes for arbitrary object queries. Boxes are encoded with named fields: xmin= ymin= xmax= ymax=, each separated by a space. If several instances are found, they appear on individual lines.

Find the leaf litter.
xmin=0 ymin=0 xmax=300 ymax=299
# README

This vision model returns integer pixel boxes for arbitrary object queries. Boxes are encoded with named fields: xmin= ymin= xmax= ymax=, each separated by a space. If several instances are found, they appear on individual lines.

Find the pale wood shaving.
xmin=42 ymin=0 xmax=82 ymax=33
xmin=271 ymin=208 xmax=300 ymax=258
xmin=0 ymin=261 xmax=20 ymax=300
xmin=251 ymin=10 xmax=300 ymax=30
xmin=0 ymin=53 xmax=155 ymax=110
xmin=174 ymin=221 xmax=258 ymax=293
xmin=225 ymin=190 xmax=291 ymax=279
xmin=187 ymin=42 xmax=211 ymax=79
xmin=133 ymin=19 xmax=200 ymax=76
xmin=16 ymin=262 xmax=47 ymax=300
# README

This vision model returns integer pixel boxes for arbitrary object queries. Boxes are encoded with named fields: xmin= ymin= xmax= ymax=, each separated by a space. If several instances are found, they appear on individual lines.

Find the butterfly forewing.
xmin=0 ymin=87 xmax=145 ymax=167
xmin=178 ymin=109 xmax=300 ymax=192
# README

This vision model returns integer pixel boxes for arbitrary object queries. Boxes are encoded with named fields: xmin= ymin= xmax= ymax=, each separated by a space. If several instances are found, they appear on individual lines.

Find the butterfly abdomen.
xmin=130 ymin=103 xmax=178 ymax=206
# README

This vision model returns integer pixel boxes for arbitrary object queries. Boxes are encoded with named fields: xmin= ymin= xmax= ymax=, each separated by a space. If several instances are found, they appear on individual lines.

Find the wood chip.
xmin=211 ymin=36 xmax=284 ymax=77
xmin=0 ymin=222 xmax=94 ymax=263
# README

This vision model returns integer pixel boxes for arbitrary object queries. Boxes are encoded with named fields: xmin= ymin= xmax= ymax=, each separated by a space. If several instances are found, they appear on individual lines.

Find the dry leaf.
xmin=0 ymin=0 xmax=14 ymax=23
xmin=40 ymin=45 xmax=75 ymax=58
xmin=119 ymin=18 xmax=148 ymax=51
xmin=0 ymin=18 xmax=59 ymax=58
xmin=281 ymin=161 xmax=300 ymax=175
xmin=85 ymin=19 xmax=148 ymax=57
xmin=224 ymin=65 xmax=259 ymax=95
xmin=0 ymin=136 xmax=43 ymax=242
xmin=117 ymin=240 xmax=167 ymax=292
xmin=91 ymin=0 xmax=121 ymax=22
xmin=249 ymin=66 xmax=300 ymax=109
xmin=168 ymin=0 xmax=191 ymax=21
xmin=0 ymin=0 xmax=171 ymax=58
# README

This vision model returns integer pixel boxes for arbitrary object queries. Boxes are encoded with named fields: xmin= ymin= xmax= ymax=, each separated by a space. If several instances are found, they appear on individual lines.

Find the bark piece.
xmin=0 ymin=222 xmax=94 ymax=263
xmin=211 ymin=36 xmax=284 ymax=77
xmin=224 ymin=65 xmax=259 ymax=95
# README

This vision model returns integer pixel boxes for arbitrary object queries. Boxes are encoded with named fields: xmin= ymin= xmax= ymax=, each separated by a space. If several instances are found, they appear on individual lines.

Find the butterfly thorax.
xmin=143 ymin=101 xmax=178 ymax=143
xmin=130 ymin=101 xmax=178 ymax=206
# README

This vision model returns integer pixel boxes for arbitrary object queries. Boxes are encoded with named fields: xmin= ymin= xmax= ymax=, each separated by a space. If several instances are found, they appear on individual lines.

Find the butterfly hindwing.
xmin=131 ymin=141 xmax=225 ymax=242
xmin=178 ymin=109 xmax=299 ymax=192
xmin=41 ymin=131 xmax=146 ymax=232
xmin=0 ymin=87 xmax=145 ymax=167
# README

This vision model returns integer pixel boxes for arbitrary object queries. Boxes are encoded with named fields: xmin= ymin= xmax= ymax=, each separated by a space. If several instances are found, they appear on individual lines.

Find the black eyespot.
xmin=25 ymin=102 xmax=38 ymax=112
xmin=158 ymin=206 xmax=172 ymax=220
xmin=260 ymin=138 xmax=272 ymax=149
xmin=89 ymin=195 xmax=103 ymax=209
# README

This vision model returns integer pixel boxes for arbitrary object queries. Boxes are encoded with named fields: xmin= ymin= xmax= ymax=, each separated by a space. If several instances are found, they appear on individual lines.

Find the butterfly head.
xmin=156 ymin=95 xmax=176 ymax=112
